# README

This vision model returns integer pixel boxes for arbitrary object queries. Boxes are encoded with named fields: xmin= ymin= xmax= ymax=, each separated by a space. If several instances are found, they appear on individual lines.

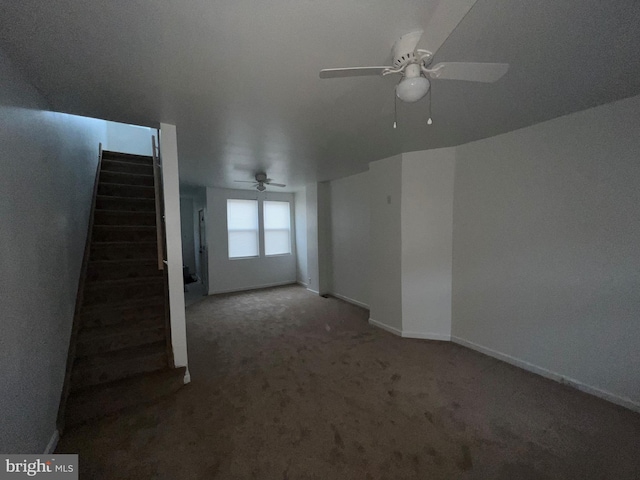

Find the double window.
xmin=226 ymin=199 xmax=291 ymax=259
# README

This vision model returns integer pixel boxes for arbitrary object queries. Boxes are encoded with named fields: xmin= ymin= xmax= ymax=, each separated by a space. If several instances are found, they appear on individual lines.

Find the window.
xmin=226 ymin=198 xmax=292 ymax=259
xmin=264 ymin=201 xmax=291 ymax=256
xmin=227 ymin=199 xmax=259 ymax=258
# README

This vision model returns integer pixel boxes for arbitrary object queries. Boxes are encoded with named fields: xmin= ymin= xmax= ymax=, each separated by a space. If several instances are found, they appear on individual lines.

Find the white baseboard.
xmin=306 ymin=287 xmax=319 ymax=295
xmin=211 ymin=281 xmax=296 ymax=295
xmin=296 ymin=280 xmax=308 ymax=287
xmin=368 ymin=318 xmax=449 ymax=341
xmin=44 ymin=429 xmax=59 ymax=454
xmin=451 ymin=335 xmax=640 ymax=413
xmin=331 ymin=292 xmax=369 ymax=310
xmin=368 ymin=318 xmax=403 ymax=336
xmin=402 ymin=331 xmax=451 ymax=341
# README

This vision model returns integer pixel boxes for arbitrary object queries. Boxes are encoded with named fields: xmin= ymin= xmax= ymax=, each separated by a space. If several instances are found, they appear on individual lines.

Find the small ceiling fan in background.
xmin=319 ymin=0 xmax=509 ymax=124
xmin=234 ymin=173 xmax=286 ymax=192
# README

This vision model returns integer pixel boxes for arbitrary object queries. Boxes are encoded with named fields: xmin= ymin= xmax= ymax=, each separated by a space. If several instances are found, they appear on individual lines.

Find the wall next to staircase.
xmin=0 ymin=50 xmax=113 ymax=453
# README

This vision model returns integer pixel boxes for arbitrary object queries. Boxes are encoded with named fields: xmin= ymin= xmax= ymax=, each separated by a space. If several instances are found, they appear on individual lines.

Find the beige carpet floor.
xmin=57 ymin=285 xmax=640 ymax=479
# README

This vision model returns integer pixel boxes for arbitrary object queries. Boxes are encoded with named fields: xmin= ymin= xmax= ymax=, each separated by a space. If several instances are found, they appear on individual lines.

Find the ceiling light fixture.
xmin=395 ymin=64 xmax=430 ymax=103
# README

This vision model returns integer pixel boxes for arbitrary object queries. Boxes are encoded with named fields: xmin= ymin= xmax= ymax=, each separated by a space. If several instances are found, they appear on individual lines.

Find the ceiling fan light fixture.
xmin=396 ymin=76 xmax=430 ymax=103
xmin=257 ymin=184 xmax=266 ymax=192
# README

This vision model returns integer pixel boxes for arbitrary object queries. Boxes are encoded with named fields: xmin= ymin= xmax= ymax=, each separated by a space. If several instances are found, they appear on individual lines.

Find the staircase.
xmin=58 ymin=148 xmax=185 ymax=429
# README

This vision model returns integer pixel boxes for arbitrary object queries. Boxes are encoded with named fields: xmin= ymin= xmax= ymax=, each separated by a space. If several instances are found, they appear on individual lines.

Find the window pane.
xmin=264 ymin=201 xmax=291 ymax=255
xmin=265 ymin=230 xmax=291 ymax=256
xmin=227 ymin=199 xmax=258 ymax=258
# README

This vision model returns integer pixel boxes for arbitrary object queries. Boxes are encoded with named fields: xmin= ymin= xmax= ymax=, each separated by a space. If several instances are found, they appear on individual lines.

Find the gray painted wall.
xmin=0 ymin=51 xmax=105 ymax=453
xmin=401 ymin=149 xmax=455 ymax=340
xmin=329 ymin=171 xmax=370 ymax=307
xmin=294 ymin=189 xmax=308 ymax=286
xmin=452 ymin=94 xmax=640 ymax=408
xmin=180 ymin=197 xmax=196 ymax=275
xmin=305 ymin=183 xmax=320 ymax=293
xmin=368 ymin=155 xmax=403 ymax=331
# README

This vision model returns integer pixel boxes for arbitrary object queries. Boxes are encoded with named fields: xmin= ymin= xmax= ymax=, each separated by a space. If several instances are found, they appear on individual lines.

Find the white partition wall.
xmin=159 ymin=123 xmax=190 ymax=381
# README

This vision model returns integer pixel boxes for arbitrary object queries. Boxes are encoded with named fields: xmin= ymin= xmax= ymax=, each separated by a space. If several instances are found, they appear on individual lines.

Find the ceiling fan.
xmin=234 ymin=173 xmax=286 ymax=192
xmin=319 ymin=0 xmax=509 ymax=109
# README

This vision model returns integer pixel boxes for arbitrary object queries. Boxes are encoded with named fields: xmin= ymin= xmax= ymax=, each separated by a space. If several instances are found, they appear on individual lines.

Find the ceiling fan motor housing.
xmin=392 ymin=30 xmax=429 ymax=68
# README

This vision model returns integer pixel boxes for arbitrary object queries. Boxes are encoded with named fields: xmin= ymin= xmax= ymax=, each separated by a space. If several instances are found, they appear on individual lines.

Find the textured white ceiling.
xmin=1 ymin=0 xmax=640 ymax=191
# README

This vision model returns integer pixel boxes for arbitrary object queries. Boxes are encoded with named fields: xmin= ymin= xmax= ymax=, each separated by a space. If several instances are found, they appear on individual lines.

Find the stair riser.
xmin=90 ymin=244 xmax=157 ymax=262
xmin=71 ymin=353 xmax=168 ymax=391
xmin=81 ymin=305 xmax=164 ymax=328
xmin=102 ymin=152 xmax=154 ymax=165
xmin=86 ymin=263 xmax=162 ymax=282
xmin=94 ymin=211 xmax=156 ymax=226
xmin=92 ymin=227 xmax=157 ymax=243
xmin=96 ymin=196 xmax=156 ymax=212
xmin=83 ymin=282 xmax=165 ymax=306
xmin=100 ymin=171 xmax=154 ymax=187
xmin=98 ymin=183 xmax=155 ymax=199
xmin=75 ymin=327 xmax=166 ymax=357
xmin=101 ymin=161 xmax=153 ymax=175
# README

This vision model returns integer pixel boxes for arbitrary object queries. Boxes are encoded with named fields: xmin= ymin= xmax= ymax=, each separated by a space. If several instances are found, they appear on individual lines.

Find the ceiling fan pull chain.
xmin=393 ymin=90 xmax=398 ymax=129
xmin=427 ymin=85 xmax=433 ymax=126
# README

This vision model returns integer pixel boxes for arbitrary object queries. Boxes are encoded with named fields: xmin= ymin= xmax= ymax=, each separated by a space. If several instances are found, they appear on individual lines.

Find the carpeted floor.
xmin=57 ymin=285 xmax=640 ymax=479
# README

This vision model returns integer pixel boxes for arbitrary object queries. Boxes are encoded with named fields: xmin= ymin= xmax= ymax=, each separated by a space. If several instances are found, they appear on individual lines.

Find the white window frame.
xmin=226 ymin=197 xmax=293 ymax=259
xmin=226 ymin=199 xmax=260 ymax=259
xmin=263 ymin=200 xmax=292 ymax=257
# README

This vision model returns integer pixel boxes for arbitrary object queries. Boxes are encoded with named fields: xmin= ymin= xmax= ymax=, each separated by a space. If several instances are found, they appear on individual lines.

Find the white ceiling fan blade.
xmin=234 ymin=180 xmax=257 ymax=183
xmin=428 ymin=62 xmax=509 ymax=82
xmin=267 ymin=183 xmax=286 ymax=187
xmin=415 ymin=0 xmax=478 ymax=55
xmin=319 ymin=67 xmax=393 ymax=79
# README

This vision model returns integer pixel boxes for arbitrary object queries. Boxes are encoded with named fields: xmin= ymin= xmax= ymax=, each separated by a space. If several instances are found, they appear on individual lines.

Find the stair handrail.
xmin=56 ymin=143 xmax=104 ymax=433
xmin=152 ymin=134 xmax=177 ymax=368
xmin=152 ymin=135 xmax=165 ymax=270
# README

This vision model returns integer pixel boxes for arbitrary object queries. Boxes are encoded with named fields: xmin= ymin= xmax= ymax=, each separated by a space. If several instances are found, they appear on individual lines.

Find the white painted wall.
xmin=191 ymin=188 xmax=207 ymax=287
xmin=0 ymin=51 xmax=114 ymax=453
xmin=452 ymin=95 xmax=640 ymax=410
xmin=401 ymin=149 xmax=455 ymax=340
xmin=104 ymin=122 xmax=154 ymax=156
xmin=305 ymin=183 xmax=320 ymax=293
xmin=294 ymin=189 xmax=308 ymax=286
xmin=159 ymin=124 xmax=189 ymax=379
xmin=206 ymin=187 xmax=296 ymax=294
xmin=180 ymin=196 xmax=196 ymax=274
xmin=317 ymin=182 xmax=332 ymax=295
xmin=329 ymin=172 xmax=371 ymax=308
xmin=368 ymin=155 xmax=403 ymax=333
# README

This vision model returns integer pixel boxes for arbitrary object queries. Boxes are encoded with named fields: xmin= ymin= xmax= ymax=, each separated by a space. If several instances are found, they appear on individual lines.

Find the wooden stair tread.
xmin=99 ymin=182 xmax=154 ymax=189
xmin=79 ymin=317 xmax=165 ymax=341
xmin=94 ymin=209 xmax=155 ymax=215
xmin=92 ymin=241 xmax=157 ymax=246
xmin=84 ymin=275 xmax=164 ymax=288
xmin=101 ymin=170 xmax=154 ymax=178
xmin=75 ymin=320 xmax=166 ymax=358
xmin=96 ymin=195 xmax=155 ymax=202
xmin=101 ymin=160 xmax=153 ymax=169
xmin=93 ymin=225 xmax=156 ymax=230
xmin=88 ymin=258 xmax=159 ymax=265
xmin=102 ymin=151 xmax=153 ymax=162
xmin=81 ymin=295 xmax=165 ymax=313
xmin=74 ymin=341 xmax=166 ymax=368
xmin=65 ymin=367 xmax=186 ymax=427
